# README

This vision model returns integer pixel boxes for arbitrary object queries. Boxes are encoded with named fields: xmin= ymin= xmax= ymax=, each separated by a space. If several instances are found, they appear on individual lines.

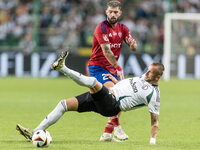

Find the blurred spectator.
xmin=47 ymin=26 xmax=64 ymax=50
xmin=20 ymin=31 xmax=34 ymax=55
xmin=0 ymin=0 xmax=200 ymax=54
xmin=16 ymin=2 xmax=32 ymax=27
xmin=40 ymin=6 xmax=52 ymax=28
xmin=121 ymin=16 xmax=135 ymax=33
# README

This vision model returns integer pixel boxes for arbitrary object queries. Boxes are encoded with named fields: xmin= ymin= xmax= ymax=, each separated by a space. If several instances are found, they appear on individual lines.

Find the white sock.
xmin=59 ymin=66 xmax=97 ymax=88
xmin=33 ymin=100 xmax=67 ymax=132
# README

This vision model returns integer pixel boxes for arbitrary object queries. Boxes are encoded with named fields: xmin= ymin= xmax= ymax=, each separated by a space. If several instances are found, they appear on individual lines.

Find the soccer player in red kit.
xmin=88 ymin=0 xmax=137 ymax=141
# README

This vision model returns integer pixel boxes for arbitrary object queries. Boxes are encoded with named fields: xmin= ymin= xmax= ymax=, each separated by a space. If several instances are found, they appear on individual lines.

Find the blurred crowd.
xmin=0 ymin=0 xmax=200 ymax=55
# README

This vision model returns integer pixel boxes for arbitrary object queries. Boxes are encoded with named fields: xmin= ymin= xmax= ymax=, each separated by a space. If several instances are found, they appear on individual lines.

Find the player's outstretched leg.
xmin=51 ymin=50 xmax=97 ymax=88
xmin=16 ymin=99 xmax=67 ymax=141
xmin=16 ymin=124 xmax=33 ymax=141
xmin=51 ymin=50 xmax=69 ymax=70
xmin=33 ymin=100 xmax=67 ymax=132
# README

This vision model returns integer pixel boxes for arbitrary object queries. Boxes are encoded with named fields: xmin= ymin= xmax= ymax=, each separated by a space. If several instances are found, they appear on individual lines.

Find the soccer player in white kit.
xmin=16 ymin=51 xmax=164 ymax=144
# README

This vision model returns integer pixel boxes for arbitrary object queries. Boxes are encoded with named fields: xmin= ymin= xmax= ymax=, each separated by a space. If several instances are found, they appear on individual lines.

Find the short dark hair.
xmin=107 ymin=0 xmax=121 ymax=10
xmin=151 ymin=62 xmax=165 ymax=76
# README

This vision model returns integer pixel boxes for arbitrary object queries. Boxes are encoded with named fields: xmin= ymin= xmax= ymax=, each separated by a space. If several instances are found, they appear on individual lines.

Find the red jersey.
xmin=88 ymin=20 xmax=133 ymax=74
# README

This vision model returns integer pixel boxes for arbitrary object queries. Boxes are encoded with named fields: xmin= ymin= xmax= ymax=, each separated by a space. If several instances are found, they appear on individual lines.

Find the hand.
xmin=125 ymin=36 xmax=137 ymax=51
xmin=104 ymin=74 xmax=118 ymax=84
xmin=125 ymin=36 xmax=135 ymax=45
xmin=116 ymin=65 xmax=124 ymax=80
xmin=117 ymin=69 xmax=124 ymax=80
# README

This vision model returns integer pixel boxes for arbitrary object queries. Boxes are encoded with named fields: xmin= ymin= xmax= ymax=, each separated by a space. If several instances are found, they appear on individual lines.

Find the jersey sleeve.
xmin=148 ymin=89 xmax=160 ymax=115
xmin=94 ymin=23 xmax=110 ymax=44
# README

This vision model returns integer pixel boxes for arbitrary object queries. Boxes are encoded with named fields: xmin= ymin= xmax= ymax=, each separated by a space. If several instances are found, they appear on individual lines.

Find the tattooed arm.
xmin=100 ymin=43 xmax=124 ymax=80
xmin=150 ymin=113 xmax=159 ymax=144
xmin=101 ymin=43 xmax=118 ymax=68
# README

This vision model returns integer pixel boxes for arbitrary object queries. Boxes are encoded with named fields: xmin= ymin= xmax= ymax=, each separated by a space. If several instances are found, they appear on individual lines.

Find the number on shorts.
xmin=102 ymin=74 xmax=109 ymax=80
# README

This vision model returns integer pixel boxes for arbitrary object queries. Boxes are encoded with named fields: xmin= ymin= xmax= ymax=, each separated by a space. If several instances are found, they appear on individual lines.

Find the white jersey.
xmin=111 ymin=75 xmax=160 ymax=115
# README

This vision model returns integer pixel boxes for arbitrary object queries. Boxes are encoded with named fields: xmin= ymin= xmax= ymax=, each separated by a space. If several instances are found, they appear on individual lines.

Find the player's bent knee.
xmin=88 ymin=77 xmax=97 ymax=88
xmin=66 ymin=97 xmax=79 ymax=111
xmin=89 ymin=79 xmax=103 ymax=94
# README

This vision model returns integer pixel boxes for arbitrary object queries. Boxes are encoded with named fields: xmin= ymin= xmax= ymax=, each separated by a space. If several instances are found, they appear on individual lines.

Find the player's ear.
xmin=119 ymin=10 xmax=122 ymax=16
xmin=156 ymin=75 xmax=161 ymax=81
xmin=105 ymin=10 xmax=108 ymax=15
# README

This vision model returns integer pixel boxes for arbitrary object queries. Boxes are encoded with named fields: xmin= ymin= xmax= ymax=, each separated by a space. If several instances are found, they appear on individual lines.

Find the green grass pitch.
xmin=0 ymin=77 xmax=199 ymax=150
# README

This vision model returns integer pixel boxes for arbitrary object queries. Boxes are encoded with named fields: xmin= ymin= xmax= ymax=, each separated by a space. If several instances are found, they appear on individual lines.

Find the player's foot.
xmin=114 ymin=125 xmax=128 ymax=140
xmin=16 ymin=124 xmax=33 ymax=141
xmin=100 ymin=133 xmax=121 ymax=142
xmin=51 ymin=50 xmax=69 ymax=70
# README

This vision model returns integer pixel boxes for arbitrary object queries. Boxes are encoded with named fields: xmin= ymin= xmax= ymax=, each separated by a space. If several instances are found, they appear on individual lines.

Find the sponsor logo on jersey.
xmin=110 ymin=43 xmax=121 ymax=48
xmin=109 ymin=33 xmax=112 ymax=37
xmin=142 ymin=84 xmax=148 ymax=90
xmin=103 ymin=34 xmax=109 ymax=41
xmin=113 ymin=32 xmax=117 ymax=36
xmin=129 ymin=78 xmax=138 ymax=93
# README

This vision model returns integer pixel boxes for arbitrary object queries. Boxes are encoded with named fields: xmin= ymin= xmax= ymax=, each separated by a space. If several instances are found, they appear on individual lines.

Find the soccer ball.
xmin=32 ymin=130 xmax=52 ymax=147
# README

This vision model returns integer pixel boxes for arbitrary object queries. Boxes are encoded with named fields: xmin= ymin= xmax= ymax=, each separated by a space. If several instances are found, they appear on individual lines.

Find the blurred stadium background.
xmin=1 ymin=1 xmax=200 ymax=149
xmin=0 ymin=0 xmax=200 ymax=78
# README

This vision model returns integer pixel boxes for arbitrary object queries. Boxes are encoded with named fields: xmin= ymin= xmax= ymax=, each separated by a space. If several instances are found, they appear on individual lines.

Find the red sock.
xmin=104 ymin=122 xmax=114 ymax=133
xmin=110 ymin=115 xmax=120 ymax=127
